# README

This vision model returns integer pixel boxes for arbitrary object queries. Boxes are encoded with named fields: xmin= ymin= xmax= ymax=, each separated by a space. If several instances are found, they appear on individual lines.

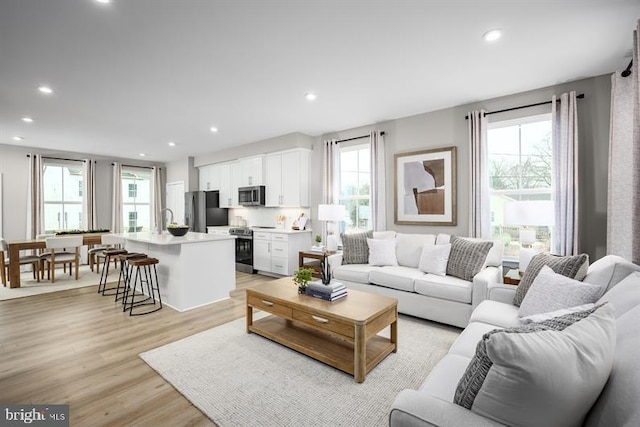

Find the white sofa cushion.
xmin=585 ymin=255 xmax=640 ymax=294
xmin=418 ymin=243 xmax=451 ymax=276
xmin=367 ymin=238 xmax=398 ymax=266
xmin=448 ymin=322 xmax=500 ymax=359
xmin=331 ymin=263 xmax=377 ymax=284
xmin=395 ymin=233 xmax=436 ymax=268
xmin=469 ymin=300 xmax=521 ymax=328
xmin=518 ymin=265 xmax=603 ymax=317
xmin=369 ymin=266 xmax=425 ymax=292
xmin=596 ymin=271 xmax=640 ymax=318
xmin=415 ymin=274 xmax=473 ymax=304
xmin=419 ymin=353 xmax=472 ymax=403
xmin=457 ymin=304 xmax=616 ymax=427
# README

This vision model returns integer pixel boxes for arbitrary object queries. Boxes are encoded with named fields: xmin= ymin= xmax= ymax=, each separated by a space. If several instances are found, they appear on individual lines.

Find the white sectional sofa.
xmin=389 ymin=255 xmax=640 ymax=427
xmin=330 ymin=233 xmax=503 ymax=328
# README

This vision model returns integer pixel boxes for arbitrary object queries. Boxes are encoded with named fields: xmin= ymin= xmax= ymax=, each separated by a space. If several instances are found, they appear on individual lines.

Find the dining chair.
xmin=40 ymin=236 xmax=83 ymax=283
xmin=0 ymin=237 xmax=41 ymax=286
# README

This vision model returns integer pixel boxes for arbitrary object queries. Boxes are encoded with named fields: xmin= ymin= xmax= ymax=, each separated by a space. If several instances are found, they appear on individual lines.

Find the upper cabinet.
xmin=265 ymin=149 xmax=310 ymax=207
xmin=217 ymin=162 xmax=236 ymax=208
xmin=199 ymin=164 xmax=216 ymax=191
xmin=237 ymin=156 xmax=264 ymax=187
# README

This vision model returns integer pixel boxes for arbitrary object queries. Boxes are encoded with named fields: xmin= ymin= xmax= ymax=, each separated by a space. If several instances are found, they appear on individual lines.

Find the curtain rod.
xmin=621 ymin=60 xmax=633 ymax=77
xmin=26 ymin=154 xmax=85 ymax=162
xmin=464 ymin=93 xmax=585 ymax=120
xmin=336 ymin=131 xmax=385 ymax=144
xmin=111 ymin=163 xmax=158 ymax=170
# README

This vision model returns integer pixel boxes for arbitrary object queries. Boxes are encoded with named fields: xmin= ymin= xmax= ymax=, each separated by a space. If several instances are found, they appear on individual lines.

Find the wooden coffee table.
xmin=246 ymin=278 xmax=398 ymax=383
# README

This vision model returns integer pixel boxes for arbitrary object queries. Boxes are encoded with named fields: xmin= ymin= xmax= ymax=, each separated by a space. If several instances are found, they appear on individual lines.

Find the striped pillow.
xmin=341 ymin=230 xmax=373 ymax=265
xmin=513 ymin=252 xmax=589 ymax=307
xmin=446 ymin=236 xmax=493 ymax=281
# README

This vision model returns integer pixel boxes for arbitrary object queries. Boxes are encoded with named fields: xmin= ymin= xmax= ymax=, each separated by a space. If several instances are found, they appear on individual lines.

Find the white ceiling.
xmin=0 ymin=0 xmax=637 ymax=162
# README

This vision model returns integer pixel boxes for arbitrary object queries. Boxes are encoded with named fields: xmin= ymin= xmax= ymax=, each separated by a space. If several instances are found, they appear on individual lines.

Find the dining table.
xmin=6 ymin=233 xmax=109 ymax=288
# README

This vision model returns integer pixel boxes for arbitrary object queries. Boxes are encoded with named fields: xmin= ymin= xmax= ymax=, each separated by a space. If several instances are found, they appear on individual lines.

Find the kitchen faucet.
xmin=160 ymin=208 xmax=174 ymax=233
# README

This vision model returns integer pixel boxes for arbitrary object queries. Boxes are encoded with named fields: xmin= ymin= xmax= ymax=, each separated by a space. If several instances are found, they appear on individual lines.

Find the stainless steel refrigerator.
xmin=184 ymin=191 xmax=228 ymax=232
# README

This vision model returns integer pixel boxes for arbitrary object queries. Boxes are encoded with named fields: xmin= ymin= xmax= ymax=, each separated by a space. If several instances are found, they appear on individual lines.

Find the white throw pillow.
xmin=518 ymin=265 xmax=602 ymax=318
xmin=519 ymin=303 xmax=596 ymax=324
xmin=372 ymin=230 xmax=396 ymax=240
xmin=418 ymin=243 xmax=451 ymax=276
xmin=367 ymin=238 xmax=398 ymax=267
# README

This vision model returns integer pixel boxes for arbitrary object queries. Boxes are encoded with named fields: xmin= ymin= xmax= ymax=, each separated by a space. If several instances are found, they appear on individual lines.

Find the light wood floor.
xmin=0 ymin=271 xmax=277 ymax=426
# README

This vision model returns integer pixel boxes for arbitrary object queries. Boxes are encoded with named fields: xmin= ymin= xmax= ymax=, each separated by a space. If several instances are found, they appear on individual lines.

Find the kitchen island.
xmin=120 ymin=232 xmax=235 ymax=312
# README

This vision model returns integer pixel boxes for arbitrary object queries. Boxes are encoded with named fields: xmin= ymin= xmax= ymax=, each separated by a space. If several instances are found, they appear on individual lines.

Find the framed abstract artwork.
xmin=394 ymin=146 xmax=457 ymax=225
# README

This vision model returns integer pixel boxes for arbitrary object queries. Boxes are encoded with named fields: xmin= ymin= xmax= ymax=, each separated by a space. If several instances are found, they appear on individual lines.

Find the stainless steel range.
xmin=229 ymin=227 xmax=255 ymax=274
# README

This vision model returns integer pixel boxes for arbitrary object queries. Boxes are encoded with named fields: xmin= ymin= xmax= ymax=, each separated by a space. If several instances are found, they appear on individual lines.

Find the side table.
xmin=298 ymin=250 xmax=327 ymax=278
xmin=503 ymin=269 xmax=522 ymax=286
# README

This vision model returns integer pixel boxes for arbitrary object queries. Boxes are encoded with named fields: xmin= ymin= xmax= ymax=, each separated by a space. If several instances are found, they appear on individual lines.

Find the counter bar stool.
xmin=98 ymin=235 xmax=127 ymax=295
xmin=113 ymin=252 xmax=147 ymax=304
xmin=123 ymin=257 xmax=162 ymax=316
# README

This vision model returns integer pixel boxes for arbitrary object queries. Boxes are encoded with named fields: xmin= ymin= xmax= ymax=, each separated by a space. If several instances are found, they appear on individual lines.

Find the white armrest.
xmin=488 ymin=282 xmax=517 ymax=304
xmin=471 ymin=266 xmax=502 ymax=308
xmin=390 ymin=390 xmax=505 ymax=427
xmin=326 ymin=253 xmax=342 ymax=273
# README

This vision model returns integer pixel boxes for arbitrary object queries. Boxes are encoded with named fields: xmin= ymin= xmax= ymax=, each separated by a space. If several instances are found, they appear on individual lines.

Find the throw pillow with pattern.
xmin=341 ymin=230 xmax=373 ymax=265
xmin=446 ymin=236 xmax=493 ymax=281
xmin=513 ymin=252 xmax=589 ymax=307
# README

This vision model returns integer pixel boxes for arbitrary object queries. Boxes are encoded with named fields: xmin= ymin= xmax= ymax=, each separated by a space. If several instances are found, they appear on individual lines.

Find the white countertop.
xmin=119 ymin=232 xmax=235 ymax=245
xmin=250 ymin=228 xmax=312 ymax=234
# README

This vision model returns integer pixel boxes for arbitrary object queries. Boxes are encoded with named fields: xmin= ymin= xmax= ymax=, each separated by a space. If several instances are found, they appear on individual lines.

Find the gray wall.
xmin=0 ymin=143 xmax=163 ymax=241
xmin=310 ymin=74 xmax=612 ymax=261
xmin=166 ymin=156 xmax=198 ymax=192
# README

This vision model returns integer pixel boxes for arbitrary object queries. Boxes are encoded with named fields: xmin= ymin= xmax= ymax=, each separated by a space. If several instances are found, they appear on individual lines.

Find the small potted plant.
xmin=293 ymin=267 xmax=314 ymax=294
xmin=315 ymin=234 xmax=322 ymax=245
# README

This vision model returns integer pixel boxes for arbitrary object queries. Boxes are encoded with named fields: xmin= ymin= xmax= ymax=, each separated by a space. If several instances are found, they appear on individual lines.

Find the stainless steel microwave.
xmin=238 ymin=185 xmax=265 ymax=206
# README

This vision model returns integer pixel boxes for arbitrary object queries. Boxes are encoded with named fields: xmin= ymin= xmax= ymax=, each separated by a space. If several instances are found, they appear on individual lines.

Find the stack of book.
xmin=305 ymin=281 xmax=347 ymax=301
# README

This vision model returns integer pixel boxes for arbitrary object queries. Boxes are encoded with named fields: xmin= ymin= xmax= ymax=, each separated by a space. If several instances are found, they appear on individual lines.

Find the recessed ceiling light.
xmin=13 ymin=136 xmax=24 ymax=141
xmin=168 ymin=141 xmax=176 ymax=147
xmin=139 ymin=153 xmax=146 ymax=157
xmin=483 ymin=29 xmax=502 ymax=42
xmin=305 ymin=92 xmax=317 ymax=101
xmin=38 ymin=85 xmax=53 ymax=94
xmin=22 ymin=117 xmax=34 ymax=123
xmin=95 ymin=0 xmax=111 ymax=3
xmin=210 ymin=126 xmax=219 ymax=133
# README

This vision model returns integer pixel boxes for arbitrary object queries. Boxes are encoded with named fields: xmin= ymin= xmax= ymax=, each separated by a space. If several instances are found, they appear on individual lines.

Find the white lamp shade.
xmin=504 ymin=200 xmax=555 ymax=227
xmin=318 ymin=204 xmax=346 ymax=222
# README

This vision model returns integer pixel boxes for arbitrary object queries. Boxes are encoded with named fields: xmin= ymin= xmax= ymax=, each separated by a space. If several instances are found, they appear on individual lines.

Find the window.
xmin=122 ymin=169 xmax=151 ymax=232
xmin=487 ymin=114 xmax=553 ymax=261
xmin=338 ymin=143 xmax=371 ymax=232
xmin=43 ymin=163 xmax=84 ymax=232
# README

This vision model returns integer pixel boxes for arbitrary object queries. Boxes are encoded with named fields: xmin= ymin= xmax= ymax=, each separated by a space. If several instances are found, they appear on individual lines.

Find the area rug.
xmin=0 ymin=265 xmax=118 ymax=300
xmin=140 ymin=314 xmax=461 ymax=427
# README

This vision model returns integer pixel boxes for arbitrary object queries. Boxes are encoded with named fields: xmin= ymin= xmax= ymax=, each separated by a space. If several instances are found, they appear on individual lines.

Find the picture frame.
xmin=394 ymin=146 xmax=457 ymax=225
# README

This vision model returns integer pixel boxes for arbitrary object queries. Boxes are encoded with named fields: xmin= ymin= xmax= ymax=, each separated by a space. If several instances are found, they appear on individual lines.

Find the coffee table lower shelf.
xmin=249 ymin=316 xmax=395 ymax=381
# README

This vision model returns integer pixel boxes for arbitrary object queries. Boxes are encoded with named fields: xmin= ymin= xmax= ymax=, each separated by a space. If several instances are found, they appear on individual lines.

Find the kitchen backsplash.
xmin=229 ymin=207 xmax=313 ymax=230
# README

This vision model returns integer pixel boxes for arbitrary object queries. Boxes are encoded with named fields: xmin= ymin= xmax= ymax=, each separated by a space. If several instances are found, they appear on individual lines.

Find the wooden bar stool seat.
xmin=123 ymin=257 xmax=162 ymax=316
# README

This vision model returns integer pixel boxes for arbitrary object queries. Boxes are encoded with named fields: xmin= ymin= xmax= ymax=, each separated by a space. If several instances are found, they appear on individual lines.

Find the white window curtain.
xmin=552 ymin=91 xmax=579 ymax=256
xmin=26 ymin=154 xmax=44 ymax=239
xmin=608 ymin=20 xmax=639 ymax=263
xmin=82 ymin=159 xmax=97 ymax=230
xmin=370 ymin=130 xmax=387 ymax=231
xmin=322 ymin=139 xmax=340 ymax=240
xmin=151 ymin=166 xmax=163 ymax=233
xmin=468 ymin=110 xmax=491 ymax=238
xmin=111 ymin=162 xmax=123 ymax=233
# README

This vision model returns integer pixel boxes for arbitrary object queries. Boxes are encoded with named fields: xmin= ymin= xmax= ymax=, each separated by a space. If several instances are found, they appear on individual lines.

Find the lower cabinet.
xmin=253 ymin=231 xmax=311 ymax=276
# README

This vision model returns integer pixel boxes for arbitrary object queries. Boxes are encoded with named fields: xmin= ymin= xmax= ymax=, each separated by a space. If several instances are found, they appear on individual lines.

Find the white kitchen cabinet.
xmin=264 ymin=149 xmax=310 ymax=207
xmin=237 ymin=156 xmax=264 ymax=187
xmin=199 ymin=164 xmax=216 ymax=191
xmin=215 ymin=162 xmax=238 ymax=208
xmin=253 ymin=231 xmax=272 ymax=272
xmin=252 ymin=230 xmax=311 ymax=276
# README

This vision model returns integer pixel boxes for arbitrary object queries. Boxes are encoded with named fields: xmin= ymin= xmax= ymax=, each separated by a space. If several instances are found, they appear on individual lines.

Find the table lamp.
xmin=318 ymin=204 xmax=346 ymax=253
xmin=504 ymin=200 xmax=554 ymax=272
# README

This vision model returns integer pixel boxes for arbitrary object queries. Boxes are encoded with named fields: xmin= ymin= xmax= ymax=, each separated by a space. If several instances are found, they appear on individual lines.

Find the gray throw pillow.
xmin=341 ymin=230 xmax=373 ymax=265
xmin=454 ymin=304 xmax=615 ymax=427
xmin=513 ymin=252 xmax=589 ymax=307
xmin=446 ymin=236 xmax=493 ymax=281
